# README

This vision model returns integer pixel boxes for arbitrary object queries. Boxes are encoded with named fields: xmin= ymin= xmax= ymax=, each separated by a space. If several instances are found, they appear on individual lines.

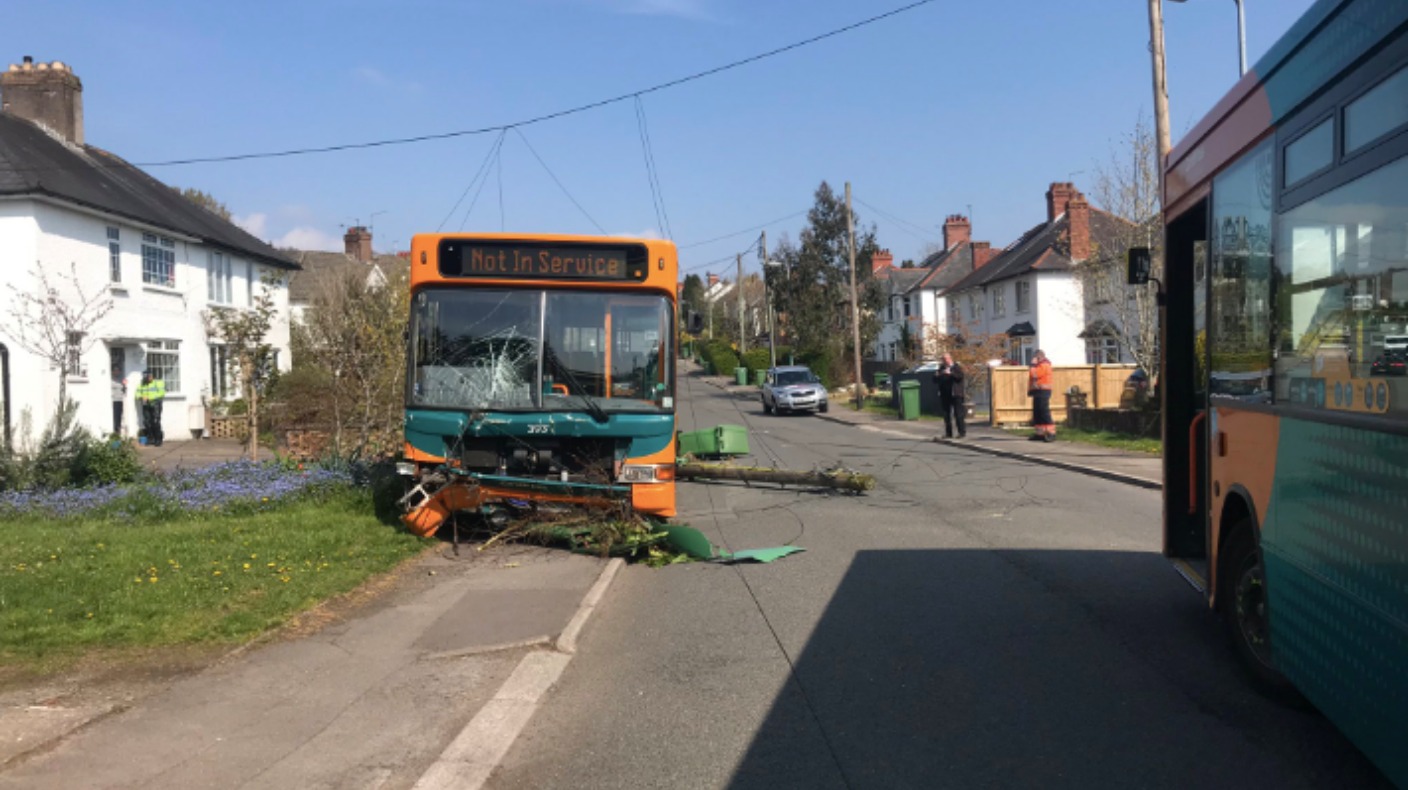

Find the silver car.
xmin=761 ymin=366 xmax=829 ymax=415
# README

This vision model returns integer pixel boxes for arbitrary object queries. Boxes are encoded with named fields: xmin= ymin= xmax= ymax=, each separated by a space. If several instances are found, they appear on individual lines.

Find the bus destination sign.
xmin=439 ymin=241 xmax=648 ymax=281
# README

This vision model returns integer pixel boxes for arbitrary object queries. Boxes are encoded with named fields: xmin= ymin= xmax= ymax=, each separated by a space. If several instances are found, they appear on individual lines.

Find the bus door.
xmin=1163 ymin=198 xmax=1211 ymax=582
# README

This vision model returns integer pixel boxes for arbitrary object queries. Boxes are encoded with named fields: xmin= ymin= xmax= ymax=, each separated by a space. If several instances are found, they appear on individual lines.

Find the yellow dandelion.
xmin=213 ymin=570 xmax=222 ymax=576
xmin=86 ymin=613 xmax=94 ymax=619
xmin=267 ymin=562 xmax=276 ymax=568
xmin=243 ymin=563 xmax=251 ymax=570
xmin=250 ymin=554 xmax=257 ymax=559
xmin=50 ymin=554 xmax=57 ymax=560
xmin=280 ymin=576 xmax=290 ymax=583
xmin=134 ymin=578 xmax=143 ymax=584
xmin=149 ymin=577 xmax=158 ymax=583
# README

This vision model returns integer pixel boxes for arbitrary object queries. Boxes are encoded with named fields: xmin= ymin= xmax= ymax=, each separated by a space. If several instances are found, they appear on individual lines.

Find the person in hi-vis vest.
xmin=137 ymin=370 xmax=166 ymax=446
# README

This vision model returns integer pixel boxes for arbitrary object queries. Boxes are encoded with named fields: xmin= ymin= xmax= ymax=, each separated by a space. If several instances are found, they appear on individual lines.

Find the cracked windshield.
xmin=411 ymin=288 xmax=672 ymax=412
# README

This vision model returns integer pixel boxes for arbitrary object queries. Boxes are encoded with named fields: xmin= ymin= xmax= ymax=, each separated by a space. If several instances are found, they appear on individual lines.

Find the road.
xmin=489 ymin=370 xmax=1389 ymax=789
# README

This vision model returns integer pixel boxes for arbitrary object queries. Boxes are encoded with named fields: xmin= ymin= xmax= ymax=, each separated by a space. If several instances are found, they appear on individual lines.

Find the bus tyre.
xmin=1219 ymin=522 xmax=1301 ymax=704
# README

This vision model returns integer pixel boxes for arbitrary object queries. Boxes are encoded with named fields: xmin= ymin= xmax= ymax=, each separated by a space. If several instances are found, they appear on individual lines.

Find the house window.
xmin=968 ymin=293 xmax=982 ymax=321
xmin=107 ymin=227 xmax=121 ymax=282
xmin=65 ymin=332 xmax=84 ymax=376
xmin=208 ymin=251 xmax=233 ymax=304
xmin=1016 ymin=281 xmax=1032 ymax=313
xmin=903 ymin=297 xmax=911 ymax=318
xmin=142 ymin=233 xmax=176 ymax=287
xmin=145 ymin=340 xmax=181 ymax=393
xmin=209 ymin=345 xmax=231 ymax=399
xmin=948 ymin=296 xmax=960 ymax=325
xmin=1085 ymin=337 xmax=1121 ymax=364
xmin=991 ymin=286 xmax=1005 ymax=317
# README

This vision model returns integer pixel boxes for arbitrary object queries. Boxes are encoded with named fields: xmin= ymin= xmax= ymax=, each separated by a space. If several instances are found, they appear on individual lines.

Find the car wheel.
xmin=1219 ymin=521 xmax=1303 ymax=704
xmin=819 ymin=402 xmax=829 ymax=413
xmin=762 ymin=397 xmax=773 ymax=415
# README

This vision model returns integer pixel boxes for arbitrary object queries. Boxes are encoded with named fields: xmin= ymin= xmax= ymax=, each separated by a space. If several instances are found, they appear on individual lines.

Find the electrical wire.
xmin=457 ymin=132 xmax=507 ymax=231
xmin=678 ymin=210 xmax=809 ymax=250
xmin=496 ymin=136 xmax=506 ymax=232
xmin=634 ymin=96 xmax=673 ymax=240
xmin=435 ymin=130 xmax=506 ymax=232
xmin=854 ymin=197 xmax=940 ymax=243
xmin=682 ymin=236 xmax=760 ymax=275
xmin=512 ymin=128 xmax=607 ymax=234
xmin=91 ymin=0 xmax=940 ymax=169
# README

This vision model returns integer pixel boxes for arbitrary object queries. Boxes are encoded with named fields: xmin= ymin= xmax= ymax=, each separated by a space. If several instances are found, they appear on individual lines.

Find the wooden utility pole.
xmin=737 ymin=253 xmax=746 ymax=354
xmin=761 ymin=230 xmax=776 ymax=370
xmin=1148 ymin=0 xmax=1173 ymax=164
xmin=846 ymin=182 xmax=863 ymax=409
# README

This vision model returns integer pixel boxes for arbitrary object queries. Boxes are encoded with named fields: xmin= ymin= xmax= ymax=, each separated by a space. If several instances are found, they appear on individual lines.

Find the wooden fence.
xmin=989 ymin=364 xmax=1138 ymax=426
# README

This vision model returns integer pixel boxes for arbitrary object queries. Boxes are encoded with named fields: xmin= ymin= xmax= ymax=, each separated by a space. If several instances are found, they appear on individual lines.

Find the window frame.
xmin=1016 ymin=280 xmax=1032 ymax=314
xmin=991 ymin=285 xmax=1005 ymax=318
xmin=141 ymin=232 xmax=177 ymax=288
xmin=107 ymin=226 xmax=121 ymax=283
xmin=144 ymin=339 xmax=181 ymax=394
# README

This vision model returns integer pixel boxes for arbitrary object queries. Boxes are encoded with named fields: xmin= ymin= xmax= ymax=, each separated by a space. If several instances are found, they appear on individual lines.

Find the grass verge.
xmin=0 ymin=489 xmax=429 ymax=674
xmin=1053 ymin=426 xmax=1162 ymax=455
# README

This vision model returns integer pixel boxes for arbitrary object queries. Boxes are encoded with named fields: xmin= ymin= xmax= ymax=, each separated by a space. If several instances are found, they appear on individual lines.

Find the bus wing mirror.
xmin=1127 ymin=247 xmax=1152 ymax=285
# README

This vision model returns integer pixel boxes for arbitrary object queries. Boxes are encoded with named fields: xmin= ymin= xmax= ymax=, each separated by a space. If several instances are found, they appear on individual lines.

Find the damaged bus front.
xmin=399 ymin=235 xmax=678 ymax=536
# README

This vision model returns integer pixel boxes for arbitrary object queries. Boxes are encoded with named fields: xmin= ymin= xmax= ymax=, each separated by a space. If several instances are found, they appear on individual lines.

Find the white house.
xmin=940 ymin=183 xmax=1133 ymax=366
xmin=871 ymin=216 xmax=993 ymax=362
xmin=0 ymin=57 xmax=299 ymax=444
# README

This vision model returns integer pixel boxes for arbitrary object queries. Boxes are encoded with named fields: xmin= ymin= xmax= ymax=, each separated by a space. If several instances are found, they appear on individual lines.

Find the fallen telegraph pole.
xmin=675 ymin=462 xmax=874 ymax=493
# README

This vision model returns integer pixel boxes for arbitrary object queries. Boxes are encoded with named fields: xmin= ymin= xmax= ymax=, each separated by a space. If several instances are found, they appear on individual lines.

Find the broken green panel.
xmin=727 ymin=546 xmax=806 ymax=563
xmin=656 ymin=523 xmax=802 ymax=564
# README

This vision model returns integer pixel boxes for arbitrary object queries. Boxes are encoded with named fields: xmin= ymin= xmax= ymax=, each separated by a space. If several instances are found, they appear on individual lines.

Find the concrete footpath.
xmin=694 ymin=365 xmax=1161 ymax=489
xmin=0 ymin=547 xmax=621 ymax=790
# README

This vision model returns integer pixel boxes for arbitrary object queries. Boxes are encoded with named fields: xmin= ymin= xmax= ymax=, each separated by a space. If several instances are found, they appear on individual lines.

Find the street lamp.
xmin=1167 ymin=0 xmax=1247 ymax=77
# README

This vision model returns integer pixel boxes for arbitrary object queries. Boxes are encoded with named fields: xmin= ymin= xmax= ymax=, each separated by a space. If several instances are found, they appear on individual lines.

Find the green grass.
xmin=1052 ymin=426 xmax=1162 ymax=455
xmin=0 ymin=490 xmax=429 ymax=672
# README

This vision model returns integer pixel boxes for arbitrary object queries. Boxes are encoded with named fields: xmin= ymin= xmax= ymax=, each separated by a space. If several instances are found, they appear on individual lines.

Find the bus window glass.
xmin=544 ymin=291 xmax=673 ymax=412
xmin=411 ymin=289 xmax=541 ymax=410
xmin=1345 ymin=65 xmax=1408 ymax=154
xmin=1210 ymin=140 xmax=1275 ymax=403
xmin=1285 ymin=119 xmax=1334 ymax=185
xmin=1274 ymin=152 xmax=1408 ymax=419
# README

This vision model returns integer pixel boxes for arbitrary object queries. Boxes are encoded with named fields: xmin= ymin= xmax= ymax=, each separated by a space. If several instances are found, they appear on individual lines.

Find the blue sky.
xmin=6 ymin=0 xmax=1317 ymax=275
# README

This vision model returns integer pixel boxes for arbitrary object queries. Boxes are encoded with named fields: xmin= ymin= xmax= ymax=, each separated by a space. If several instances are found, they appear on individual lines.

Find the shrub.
xmin=73 ymin=437 xmax=145 ymax=486
xmin=741 ymin=348 xmax=771 ymax=374
xmin=29 ymin=399 xmax=91 ymax=490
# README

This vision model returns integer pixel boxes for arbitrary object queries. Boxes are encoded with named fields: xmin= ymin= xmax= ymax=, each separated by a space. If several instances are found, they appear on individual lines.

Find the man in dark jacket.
xmin=934 ymin=353 xmax=966 ymax=439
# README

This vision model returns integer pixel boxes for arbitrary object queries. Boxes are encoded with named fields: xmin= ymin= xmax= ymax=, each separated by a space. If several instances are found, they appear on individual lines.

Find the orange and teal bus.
xmin=399 ymin=234 xmax=678 ymax=536
xmin=1160 ymin=0 xmax=1406 ymax=783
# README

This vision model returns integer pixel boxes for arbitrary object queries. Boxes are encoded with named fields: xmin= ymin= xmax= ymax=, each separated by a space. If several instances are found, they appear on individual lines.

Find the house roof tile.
xmin=0 ymin=113 xmax=297 ymax=269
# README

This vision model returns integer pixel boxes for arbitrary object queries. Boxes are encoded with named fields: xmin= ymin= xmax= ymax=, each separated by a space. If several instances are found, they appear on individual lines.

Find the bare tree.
xmin=288 ymin=267 xmax=408 ymax=459
xmin=2 ymin=262 xmax=114 ymax=405
xmin=1076 ymin=116 xmax=1163 ymax=375
xmin=920 ymin=317 xmax=1008 ymax=404
xmin=205 ymin=272 xmax=282 ymax=460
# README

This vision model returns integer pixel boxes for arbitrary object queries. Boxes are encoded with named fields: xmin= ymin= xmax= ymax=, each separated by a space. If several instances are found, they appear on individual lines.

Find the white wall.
xmin=1033 ymin=272 xmax=1086 ymax=365
xmin=0 ymin=198 xmax=292 ymax=444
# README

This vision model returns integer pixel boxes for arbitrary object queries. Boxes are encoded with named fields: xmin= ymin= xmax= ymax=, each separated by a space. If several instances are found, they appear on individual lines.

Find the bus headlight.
xmin=396 ymin=462 xmax=417 ymax=477
xmin=619 ymin=464 xmax=676 ymax=483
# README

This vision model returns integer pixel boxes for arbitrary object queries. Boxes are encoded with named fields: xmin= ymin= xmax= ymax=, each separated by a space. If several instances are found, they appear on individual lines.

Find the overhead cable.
xmin=118 ymin=0 xmax=940 ymax=168
xmin=512 ymin=128 xmax=607 ymax=234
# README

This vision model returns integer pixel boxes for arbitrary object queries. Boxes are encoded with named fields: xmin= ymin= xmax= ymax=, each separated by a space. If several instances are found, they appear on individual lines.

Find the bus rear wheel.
xmin=1219 ymin=522 xmax=1300 ymax=702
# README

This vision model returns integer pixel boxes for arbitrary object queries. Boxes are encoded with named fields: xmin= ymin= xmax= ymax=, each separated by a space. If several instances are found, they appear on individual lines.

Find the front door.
xmin=1164 ymin=198 xmax=1210 ymax=561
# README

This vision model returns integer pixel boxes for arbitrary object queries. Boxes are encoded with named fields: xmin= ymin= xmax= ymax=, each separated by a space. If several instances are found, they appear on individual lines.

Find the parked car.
xmin=904 ymin=360 xmax=939 ymax=374
xmin=1371 ymin=350 xmax=1407 ymax=376
xmin=761 ymin=366 xmax=829 ymax=415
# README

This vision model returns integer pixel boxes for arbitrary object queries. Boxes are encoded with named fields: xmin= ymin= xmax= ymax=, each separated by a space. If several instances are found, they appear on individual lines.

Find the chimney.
xmin=942 ymin=215 xmax=971 ymax=251
xmin=871 ymin=248 xmax=894 ymax=273
xmin=1 ymin=56 xmax=84 ymax=145
xmin=1046 ymin=182 xmax=1076 ymax=223
xmin=343 ymin=225 xmax=373 ymax=262
xmin=1067 ymin=192 xmax=1091 ymax=262
xmin=707 ymin=273 xmax=720 ymax=287
xmin=972 ymin=241 xmax=999 ymax=269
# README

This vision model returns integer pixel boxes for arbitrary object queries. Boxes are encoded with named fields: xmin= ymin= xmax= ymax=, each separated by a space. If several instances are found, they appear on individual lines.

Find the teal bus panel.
xmin=1262 ymin=418 xmax=1408 ymax=786
xmin=405 ymin=409 xmax=675 ymax=460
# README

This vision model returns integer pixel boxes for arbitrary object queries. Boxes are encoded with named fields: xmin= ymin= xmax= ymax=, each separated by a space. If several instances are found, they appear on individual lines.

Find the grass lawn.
xmin=0 ymin=490 xmax=428 ymax=674
xmin=1054 ymin=426 xmax=1162 ymax=455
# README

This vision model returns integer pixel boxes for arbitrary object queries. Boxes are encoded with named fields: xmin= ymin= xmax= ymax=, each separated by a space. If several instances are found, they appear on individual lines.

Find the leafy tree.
xmin=681 ymin=273 xmax=705 ymax=326
xmin=920 ymin=317 xmax=1008 ymax=404
xmin=205 ymin=272 xmax=283 ymax=460
xmin=2 ymin=262 xmax=113 ymax=405
xmin=178 ymin=187 xmax=233 ymax=221
xmin=764 ymin=182 xmax=885 ymax=385
xmin=900 ymin=259 xmax=916 ymax=269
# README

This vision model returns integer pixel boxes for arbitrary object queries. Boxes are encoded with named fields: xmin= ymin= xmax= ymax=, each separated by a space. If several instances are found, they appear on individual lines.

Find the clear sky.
xmin=6 ymin=0 xmax=1318 ymax=275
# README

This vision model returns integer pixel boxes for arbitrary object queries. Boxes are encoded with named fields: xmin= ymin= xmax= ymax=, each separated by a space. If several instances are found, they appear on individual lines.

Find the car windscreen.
xmin=775 ymin=371 xmax=814 ymax=386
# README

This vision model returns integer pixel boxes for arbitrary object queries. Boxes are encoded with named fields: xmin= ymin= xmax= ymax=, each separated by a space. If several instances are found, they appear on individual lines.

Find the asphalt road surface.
xmin=489 ymin=371 xmax=1390 ymax=789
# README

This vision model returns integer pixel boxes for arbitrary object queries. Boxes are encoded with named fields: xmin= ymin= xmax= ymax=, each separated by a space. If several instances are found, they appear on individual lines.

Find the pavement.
xmin=134 ymin=437 xmax=273 ymax=473
xmin=695 ymin=364 xmax=1162 ymax=489
xmin=0 ymin=545 xmax=620 ymax=790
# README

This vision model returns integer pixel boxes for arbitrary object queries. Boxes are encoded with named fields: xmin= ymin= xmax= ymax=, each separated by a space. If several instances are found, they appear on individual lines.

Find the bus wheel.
xmin=1219 ymin=522 xmax=1299 ymax=702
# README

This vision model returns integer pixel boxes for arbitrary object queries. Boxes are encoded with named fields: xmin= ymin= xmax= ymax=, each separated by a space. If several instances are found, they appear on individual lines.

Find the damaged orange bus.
xmin=398 ymin=234 xmax=678 ymax=536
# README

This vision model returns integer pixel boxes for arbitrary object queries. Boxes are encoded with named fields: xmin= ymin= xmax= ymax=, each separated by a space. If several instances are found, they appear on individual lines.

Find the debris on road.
xmin=676 ymin=462 xmax=874 ymax=493
xmin=658 ymin=523 xmax=805 ymax=564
